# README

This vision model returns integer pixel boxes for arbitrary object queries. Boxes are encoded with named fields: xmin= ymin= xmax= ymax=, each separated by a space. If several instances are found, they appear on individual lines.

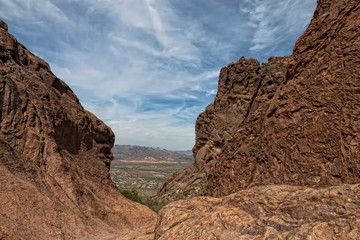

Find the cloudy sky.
xmin=0 ymin=0 xmax=316 ymax=150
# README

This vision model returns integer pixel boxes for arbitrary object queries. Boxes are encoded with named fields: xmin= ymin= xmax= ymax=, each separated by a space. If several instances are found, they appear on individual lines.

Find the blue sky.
xmin=0 ymin=0 xmax=316 ymax=150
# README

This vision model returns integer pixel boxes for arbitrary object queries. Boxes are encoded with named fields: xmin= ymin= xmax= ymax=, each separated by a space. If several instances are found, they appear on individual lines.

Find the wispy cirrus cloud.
xmin=242 ymin=0 xmax=317 ymax=58
xmin=0 ymin=0 xmax=316 ymax=150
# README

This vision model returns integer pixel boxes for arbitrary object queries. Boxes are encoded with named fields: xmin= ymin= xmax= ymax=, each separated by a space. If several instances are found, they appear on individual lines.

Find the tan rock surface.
xmin=155 ymin=184 xmax=360 ymax=240
xmin=0 ymin=19 xmax=156 ymax=239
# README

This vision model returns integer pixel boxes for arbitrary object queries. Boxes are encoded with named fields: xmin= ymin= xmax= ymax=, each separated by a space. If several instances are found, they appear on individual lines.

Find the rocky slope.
xmin=0 ymin=19 xmax=156 ymax=239
xmin=156 ymin=184 xmax=360 ymax=240
xmin=155 ymin=0 xmax=360 ymax=238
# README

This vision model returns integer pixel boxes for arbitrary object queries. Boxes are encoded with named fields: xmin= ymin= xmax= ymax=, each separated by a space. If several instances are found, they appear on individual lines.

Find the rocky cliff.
xmin=156 ymin=0 xmax=360 ymax=238
xmin=159 ymin=0 xmax=360 ymax=200
xmin=204 ymin=0 xmax=360 ymax=197
xmin=0 ymin=19 xmax=156 ymax=239
xmin=158 ymin=56 xmax=289 ymax=201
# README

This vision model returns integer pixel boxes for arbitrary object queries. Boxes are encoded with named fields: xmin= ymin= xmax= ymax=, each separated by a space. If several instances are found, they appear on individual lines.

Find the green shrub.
xmin=261 ymin=66 xmax=271 ymax=74
xmin=143 ymin=198 xmax=168 ymax=213
xmin=119 ymin=189 xmax=143 ymax=204
xmin=118 ymin=189 xmax=169 ymax=212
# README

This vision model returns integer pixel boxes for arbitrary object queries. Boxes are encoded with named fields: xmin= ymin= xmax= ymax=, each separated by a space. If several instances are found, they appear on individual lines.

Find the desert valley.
xmin=0 ymin=0 xmax=360 ymax=239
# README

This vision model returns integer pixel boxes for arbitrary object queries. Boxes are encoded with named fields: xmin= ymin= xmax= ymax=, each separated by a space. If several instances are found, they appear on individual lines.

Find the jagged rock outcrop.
xmin=156 ymin=0 xmax=360 ymax=238
xmin=158 ymin=56 xmax=289 ymax=200
xmin=204 ymin=0 xmax=360 ymax=197
xmin=0 ymin=19 xmax=156 ymax=240
xmin=160 ymin=0 xmax=359 ymax=201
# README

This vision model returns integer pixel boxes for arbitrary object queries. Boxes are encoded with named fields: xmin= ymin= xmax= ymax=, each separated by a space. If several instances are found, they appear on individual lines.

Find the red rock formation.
xmin=0 ymin=19 xmax=156 ymax=239
xmin=155 ymin=0 xmax=360 ymax=238
xmin=204 ymin=0 xmax=360 ymax=197
xmin=158 ymin=57 xmax=289 ymax=200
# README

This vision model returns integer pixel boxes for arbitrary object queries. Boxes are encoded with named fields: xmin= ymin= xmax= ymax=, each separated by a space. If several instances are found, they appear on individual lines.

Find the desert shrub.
xmin=144 ymin=198 xmax=168 ymax=213
xmin=261 ymin=66 xmax=271 ymax=74
xmin=118 ymin=188 xmax=169 ymax=212
xmin=119 ymin=189 xmax=143 ymax=204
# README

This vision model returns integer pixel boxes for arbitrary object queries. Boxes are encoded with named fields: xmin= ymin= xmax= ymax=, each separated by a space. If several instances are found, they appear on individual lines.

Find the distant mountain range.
xmin=112 ymin=145 xmax=193 ymax=162
xmin=174 ymin=150 xmax=193 ymax=156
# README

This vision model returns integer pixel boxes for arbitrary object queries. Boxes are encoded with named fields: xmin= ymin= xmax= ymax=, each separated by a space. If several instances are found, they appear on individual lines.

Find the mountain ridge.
xmin=112 ymin=144 xmax=193 ymax=162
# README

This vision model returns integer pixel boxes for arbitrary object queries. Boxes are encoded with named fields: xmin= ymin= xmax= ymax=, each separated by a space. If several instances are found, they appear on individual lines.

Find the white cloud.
xmin=84 ymin=101 xmax=197 ymax=150
xmin=0 ymin=0 xmax=317 ymax=150
xmin=243 ymin=0 xmax=316 ymax=56
xmin=0 ymin=0 xmax=69 ymax=23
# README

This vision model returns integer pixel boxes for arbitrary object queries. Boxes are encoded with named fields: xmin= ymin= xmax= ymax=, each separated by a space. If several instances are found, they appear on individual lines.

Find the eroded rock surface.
xmin=156 ymin=0 xmax=360 ymax=239
xmin=0 ymin=19 xmax=156 ymax=240
xmin=204 ymin=0 xmax=360 ymax=197
xmin=158 ymin=56 xmax=289 ymax=201
xmin=160 ymin=0 xmax=360 ymax=201
xmin=156 ymin=184 xmax=360 ymax=240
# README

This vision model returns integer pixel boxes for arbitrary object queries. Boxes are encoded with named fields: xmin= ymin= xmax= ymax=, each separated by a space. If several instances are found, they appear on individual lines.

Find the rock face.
xmin=156 ymin=184 xmax=360 ymax=240
xmin=160 ymin=0 xmax=360 ymax=200
xmin=158 ymin=56 xmax=289 ymax=200
xmin=155 ymin=0 xmax=360 ymax=238
xmin=204 ymin=0 xmax=360 ymax=197
xmin=0 ymin=19 xmax=156 ymax=239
